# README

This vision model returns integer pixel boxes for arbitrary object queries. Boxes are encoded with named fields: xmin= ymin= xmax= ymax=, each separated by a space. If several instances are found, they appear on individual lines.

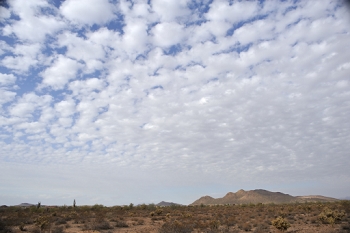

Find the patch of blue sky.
xmin=42 ymin=89 xmax=72 ymax=103
xmin=150 ymin=67 xmax=162 ymax=76
xmin=44 ymin=44 xmax=67 ymax=57
xmin=69 ymin=27 xmax=89 ymax=39
xmin=97 ymin=106 xmax=108 ymax=115
xmin=151 ymin=85 xmax=163 ymax=90
xmin=163 ymin=44 xmax=182 ymax=56
xmin=14 ymin=75 xmax=41 ymax=97
xmin=226 ymin=15 xmax=269 ymax=37
xmin=38 ymin=5 xmax=58 ymax=16
xmin=135 ymin=54 xmax=146 ymax=61
xmin=50 ymin=0 xmax=63 ymax=9
xmin=188 ymin=0 xmax=213 ymax=17
xmin=0 ymin=0 xmax=9 ymax=8
xmin=175 ymin=61 xmax=205 ymax=71
xmin=213 ymin=42 xmax=252 ymax=56
xmin=285 ymin=17 xmax=306 ymax=30
xmin=0 ymin=65 xmax=13 ymax=79
xmin=106 ymin=15 xmax=125 ymax=34
xmin=283 ymin=5 xmax=298 ymax=15
xmin=0 ymin=134 xmax=12 ymax=145
xmin=206 ymin=77 xmax=219 ymax=84
xmin=146 ymin=22 xmax=159 ymax=35
xmin=184 ymin=18 xmax=208 ymax=28
xmin=208 ymin=35 xmax=218 ymax=44
xmin=80 ymin=68 xmax=104 ymax=80
xmin=4 ymin=10 xmax=20 ymax=21
xmin=0 ymin=34 xmax=17 ymax=49
xmin=30 ymin=108 xmax=43 ymax=122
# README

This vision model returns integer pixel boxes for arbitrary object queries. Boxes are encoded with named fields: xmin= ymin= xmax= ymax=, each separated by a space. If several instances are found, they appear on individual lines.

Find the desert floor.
xmin=1 ymin=201 xmax=349 ymax=232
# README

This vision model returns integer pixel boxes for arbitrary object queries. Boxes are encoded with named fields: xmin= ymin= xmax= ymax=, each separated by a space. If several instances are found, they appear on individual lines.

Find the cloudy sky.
xmin=0 ymin=0 xmax=350 ymax=206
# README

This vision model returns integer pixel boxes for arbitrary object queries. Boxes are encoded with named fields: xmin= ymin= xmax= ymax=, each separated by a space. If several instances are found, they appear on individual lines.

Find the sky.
xmin=0 ymin=0 xmax=350 ymax=206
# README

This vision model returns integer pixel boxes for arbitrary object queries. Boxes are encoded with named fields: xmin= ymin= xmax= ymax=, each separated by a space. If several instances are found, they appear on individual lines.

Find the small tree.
xmin=271 ymin=216 xmax=291 ymax=232
xmin=37 ymin=202 xmax=41 ymax=209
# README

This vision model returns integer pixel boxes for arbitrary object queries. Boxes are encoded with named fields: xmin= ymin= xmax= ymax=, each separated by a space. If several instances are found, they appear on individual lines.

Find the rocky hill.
xmin=191 ymin=189 xmax=338 ymax=205
xmin=16 ymin=203 xmax=35 ymax=207
xmin=156 ymin=201 xmax=182 ymax=206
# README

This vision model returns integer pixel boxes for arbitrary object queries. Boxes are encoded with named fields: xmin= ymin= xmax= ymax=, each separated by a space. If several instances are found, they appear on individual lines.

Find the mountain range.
xmin=191 ymin=189 xmax=339 ymax=205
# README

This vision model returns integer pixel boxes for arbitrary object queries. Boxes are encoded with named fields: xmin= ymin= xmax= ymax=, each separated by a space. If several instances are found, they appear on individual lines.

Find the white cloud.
xmin=68 ymin=78 xmax=107 ymax=104
xmin=0 ymin=6 xmax=11 ymax=20
xmin=151 ymin=0 xmax=191 ymax=22
xmin=151 ymin=22 xmax=185 ymax=47
xmin=6 ymin=0 xmax=65 ymax=42
xmin=0 ymin=73 xmax=16 ymax=86
xmin=60 ymin=0 xmax=116 ymax=26
xmin=0 ymin=90 xmax=16 ymax=105
xmin=205 ymin=0 xmax=258 ymax=24
xmin=1 ymin=43 xmax=42 ymax=73
xmin=55 ymin=99 xmax=76 ymax=118
xmin=57 ymin=32 xmax=106 ymax=62
xmin=122 ymin=18 xmax=149 ymax=53
xmin=233 ymin=19 xmax=276 ymax=45
xmin=8 ymin=92 xmax=52 ymax=118
xmin=0 ymin=41 xmax=10 ymax=56
xmin=40 ymin=55 xmax=83 ymax=90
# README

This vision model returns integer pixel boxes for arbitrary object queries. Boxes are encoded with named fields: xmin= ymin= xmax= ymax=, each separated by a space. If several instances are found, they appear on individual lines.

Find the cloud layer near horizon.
xmin=1 ymin=0 xmax=350 ymax=205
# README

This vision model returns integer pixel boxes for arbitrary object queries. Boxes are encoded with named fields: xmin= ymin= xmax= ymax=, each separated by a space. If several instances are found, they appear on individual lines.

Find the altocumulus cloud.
xmin=0 ymin=0 xmax=350 ymax=206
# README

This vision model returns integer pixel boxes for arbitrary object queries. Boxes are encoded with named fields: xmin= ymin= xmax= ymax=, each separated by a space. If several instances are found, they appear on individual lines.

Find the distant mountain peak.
xmin=156 ymin=201 xmax=182 ymax=206
xmin=16 ymin=203 xmax=35 ymax=207
xmin=191 ymin=189 xmax=338 ymax=205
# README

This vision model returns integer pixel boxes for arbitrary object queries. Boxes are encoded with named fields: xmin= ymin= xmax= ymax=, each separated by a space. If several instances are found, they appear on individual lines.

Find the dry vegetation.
xmin=1 ymin=201 xmax=350 ymax=233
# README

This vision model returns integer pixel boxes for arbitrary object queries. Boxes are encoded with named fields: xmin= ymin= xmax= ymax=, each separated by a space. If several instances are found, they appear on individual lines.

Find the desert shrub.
xmin=271 ymin=216 xmax=291 ymax=232
xmin=95 ymin=221 xmax=113 ymax=230
xmin=115 ymin=220 xmax=128 ymax=228
xmin=159 ymin=220 xmax=193 ymax=233
xmin=155 ymin=208 xmax=163 ymax=215
xmin=147 ymin=204 xmax=156 ymax=210
xmin=182 ymin=212 xmax=192 ymax=218
xmin=35 ymin=216 xmax=51 ymax=232
xmin=54 ymin=218 xmax=67 ymax=225
xmin=0 ymin=219 xmax=11 ymax=233
xmin=318 ymin=207 xmax=345 ymax=226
